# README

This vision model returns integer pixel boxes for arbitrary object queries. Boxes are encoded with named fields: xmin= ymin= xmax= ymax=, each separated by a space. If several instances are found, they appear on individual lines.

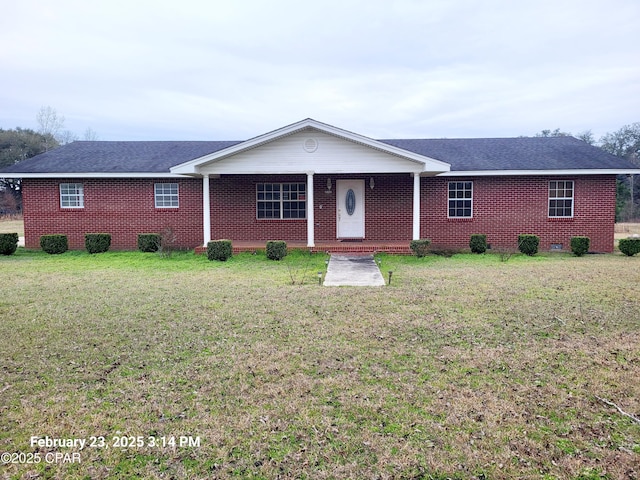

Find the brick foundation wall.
xmin=22 ymin=178 xmax=204 ymax=249
xmin=422 ymin=175 xmax=617 ymax=253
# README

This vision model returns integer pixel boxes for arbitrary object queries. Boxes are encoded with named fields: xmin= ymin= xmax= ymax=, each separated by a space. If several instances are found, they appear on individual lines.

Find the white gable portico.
xmin=171 ymin=119 xmax=451 ymax=246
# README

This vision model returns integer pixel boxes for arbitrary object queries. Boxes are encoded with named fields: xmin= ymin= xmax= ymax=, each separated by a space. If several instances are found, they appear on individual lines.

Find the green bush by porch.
xmin=266 ymin=240 xmax=287 ymax=260
xmin=409 ymin=239 xmax=431 ymax=257
xmin=207 ymin=239 xmax=233 ymax=261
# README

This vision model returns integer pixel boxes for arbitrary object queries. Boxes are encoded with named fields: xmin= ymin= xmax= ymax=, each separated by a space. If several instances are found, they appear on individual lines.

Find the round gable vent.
xmin=303 ymin=138 xmax=318 ymax=153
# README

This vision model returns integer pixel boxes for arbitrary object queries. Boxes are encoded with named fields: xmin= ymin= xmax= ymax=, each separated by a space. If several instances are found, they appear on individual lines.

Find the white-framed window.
xmin=448 ymin=181 xmax=473 ymax=218
xmin=60 ymin=183 xmax=84 ymax=208
xmin=549 ymin=180 xmax=574 ymax=217
xmin=257 ymin=183 xmax=306 ymax=219
xmin=155 ymin=183 xmax=179 ymax=208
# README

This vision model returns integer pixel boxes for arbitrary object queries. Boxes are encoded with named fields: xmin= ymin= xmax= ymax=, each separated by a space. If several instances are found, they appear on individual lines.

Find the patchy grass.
xmin=1 ymin=250 xmax=638 ymax=479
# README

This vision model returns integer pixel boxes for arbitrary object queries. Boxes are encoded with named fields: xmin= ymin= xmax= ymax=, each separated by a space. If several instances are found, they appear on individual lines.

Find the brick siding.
xmin=422 ymin=175 xmax=616 ymax=253
xmin=22 ymin=178 xmax=203 ymax=249
xmin=210 ymin=175 xmax=307 ymax=241
xmin=312 ymin=174 xmax=413 ymax=241
xmin=22 ymin=174 xmax=617 ymax=252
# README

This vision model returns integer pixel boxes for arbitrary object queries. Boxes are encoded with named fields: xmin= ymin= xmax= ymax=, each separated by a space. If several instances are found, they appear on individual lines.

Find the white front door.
xmin=336 ymin=180 xmax=365 ymax=238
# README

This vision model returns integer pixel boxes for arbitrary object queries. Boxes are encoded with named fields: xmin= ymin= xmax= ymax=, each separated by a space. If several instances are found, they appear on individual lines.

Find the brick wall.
xmin=312 ymin=174 xmax=413 ymax=241
xmin=209 ymin=174 xmax=413 ymax=242
xmin=22 ymin=178 xmax=203 ymax=249
xmin=22 ymin=174 xmax=617 ymax=252
xmin=210 ymin=175 xmax=308 ymax=241
xmin=422 ymin=175 xmax=617 ymax=253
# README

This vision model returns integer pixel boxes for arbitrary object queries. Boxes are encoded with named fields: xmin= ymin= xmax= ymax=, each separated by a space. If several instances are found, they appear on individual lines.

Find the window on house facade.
xmin=548 ymin=180 xmax=574 ymax=217
xmin=155 ymin=183 xmax=179 ymax=208
xmin=257 ymin=183 xmax=306 ymax=219
xmin=60 ymin=183 xmax=84 ymax=208
xmin=448 ymin=181 xmax=473 ymax=218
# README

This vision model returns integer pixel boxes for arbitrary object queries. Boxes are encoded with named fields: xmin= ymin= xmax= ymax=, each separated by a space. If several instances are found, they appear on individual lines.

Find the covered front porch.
xmin=170 ymin=119 xmax=451 ymax=249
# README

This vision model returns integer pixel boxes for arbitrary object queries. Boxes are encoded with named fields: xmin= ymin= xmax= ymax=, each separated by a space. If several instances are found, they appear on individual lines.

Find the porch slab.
xmin=194 ymin=241 xmax=412 ymax=255
xmin=323 ymin=254 xmax=386 ymax=287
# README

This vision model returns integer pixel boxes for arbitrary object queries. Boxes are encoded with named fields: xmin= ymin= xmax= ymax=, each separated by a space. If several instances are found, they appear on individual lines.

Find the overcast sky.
xmin=1 ymin=0 xmax=638 ymax=142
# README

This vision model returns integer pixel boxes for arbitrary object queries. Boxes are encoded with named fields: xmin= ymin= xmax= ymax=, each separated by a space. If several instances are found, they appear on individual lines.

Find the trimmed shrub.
xmin=266 ymin=240 xmax=287 ymax=261
xmin=618 ymin=237 xmax=640 ymax=256
xmin=469 ymin=234 xmax=487 ymax=254
xmin=0 ymin=233 xmax=18 ymax=255
xmin=40 ymin=234 xmax=68 ymax=254
xmin=207 ymin=239 xmax=232 ymax=261
xmin=409 ymin=239 xmax=431 ymax=258
xmin=85 ymin=233 xmax=111 ymax=254
xmin=518 ymin=234 xmax=539 ymax=256
xmin=138 ymin=233 xmax=161 ymax=252
xmin=570 ymin=236 xmax=590 ymax=257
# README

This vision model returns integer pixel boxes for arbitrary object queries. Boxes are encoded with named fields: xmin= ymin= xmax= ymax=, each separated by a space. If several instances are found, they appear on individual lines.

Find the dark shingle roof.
xmin=380 ymin=136 xmax=636 ymax=171
xmin=0 ymin=140 xmax=240 ymax=173
xmin=1 ymin=135 xmax=635 ymax=174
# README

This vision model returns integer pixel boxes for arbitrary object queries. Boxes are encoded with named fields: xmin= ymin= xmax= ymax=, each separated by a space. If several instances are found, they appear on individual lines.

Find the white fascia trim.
xmin=2 ymin=172 xmax=185 ymax=178
xmin=439 ymin=169 xmax=640 ymax=177
xmin=170 ymin=118 xmax=451 ymax=174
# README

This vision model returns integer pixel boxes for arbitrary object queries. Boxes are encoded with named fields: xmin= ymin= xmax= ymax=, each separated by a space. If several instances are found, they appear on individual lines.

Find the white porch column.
xmin=306 ymin=172 xmax=315 ymax=247
xmin=412 ymin=172 xmax=421 ymax=240
xmin=202 ymin=174 xmax=211 ymax=246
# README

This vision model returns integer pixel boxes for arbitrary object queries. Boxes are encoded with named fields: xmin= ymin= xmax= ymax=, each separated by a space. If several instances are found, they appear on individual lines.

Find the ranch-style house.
xmin=2 ymin=118 xmax=638 ymax=253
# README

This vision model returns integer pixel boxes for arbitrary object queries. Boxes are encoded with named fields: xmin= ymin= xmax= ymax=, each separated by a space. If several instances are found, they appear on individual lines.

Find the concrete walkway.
xmin=323 ymin=254 xmax=386 ymax=287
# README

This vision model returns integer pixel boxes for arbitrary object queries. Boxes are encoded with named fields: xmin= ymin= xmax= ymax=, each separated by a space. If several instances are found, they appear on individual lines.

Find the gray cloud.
xmin=1 ymin=0 xmax=638 ymax=141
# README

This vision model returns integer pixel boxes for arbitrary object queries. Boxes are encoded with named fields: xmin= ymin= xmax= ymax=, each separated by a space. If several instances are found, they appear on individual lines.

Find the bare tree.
xmin=83 ymin=127 xmax=99 ymax=141
xmin=58 ymin=130 xmax=78 ymax=145
xmin=36 ymin=106 xmax=65 ymax=151
xmin=535 ymin=128 xmax=571 ymax=137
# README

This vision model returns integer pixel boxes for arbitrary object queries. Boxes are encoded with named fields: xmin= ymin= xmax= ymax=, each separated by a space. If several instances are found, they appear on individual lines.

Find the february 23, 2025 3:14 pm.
xmin=1 ymin=435 xmax=202 ymax=465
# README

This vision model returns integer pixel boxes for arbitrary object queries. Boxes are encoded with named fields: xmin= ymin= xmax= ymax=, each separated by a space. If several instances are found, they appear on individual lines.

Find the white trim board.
xmin=439 ymin=169 xmax=640 ymax=177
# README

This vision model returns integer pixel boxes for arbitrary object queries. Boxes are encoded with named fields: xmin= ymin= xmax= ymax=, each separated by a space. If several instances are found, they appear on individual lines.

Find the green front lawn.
xmin=1 ymin=250 xmax=638 ymax=479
